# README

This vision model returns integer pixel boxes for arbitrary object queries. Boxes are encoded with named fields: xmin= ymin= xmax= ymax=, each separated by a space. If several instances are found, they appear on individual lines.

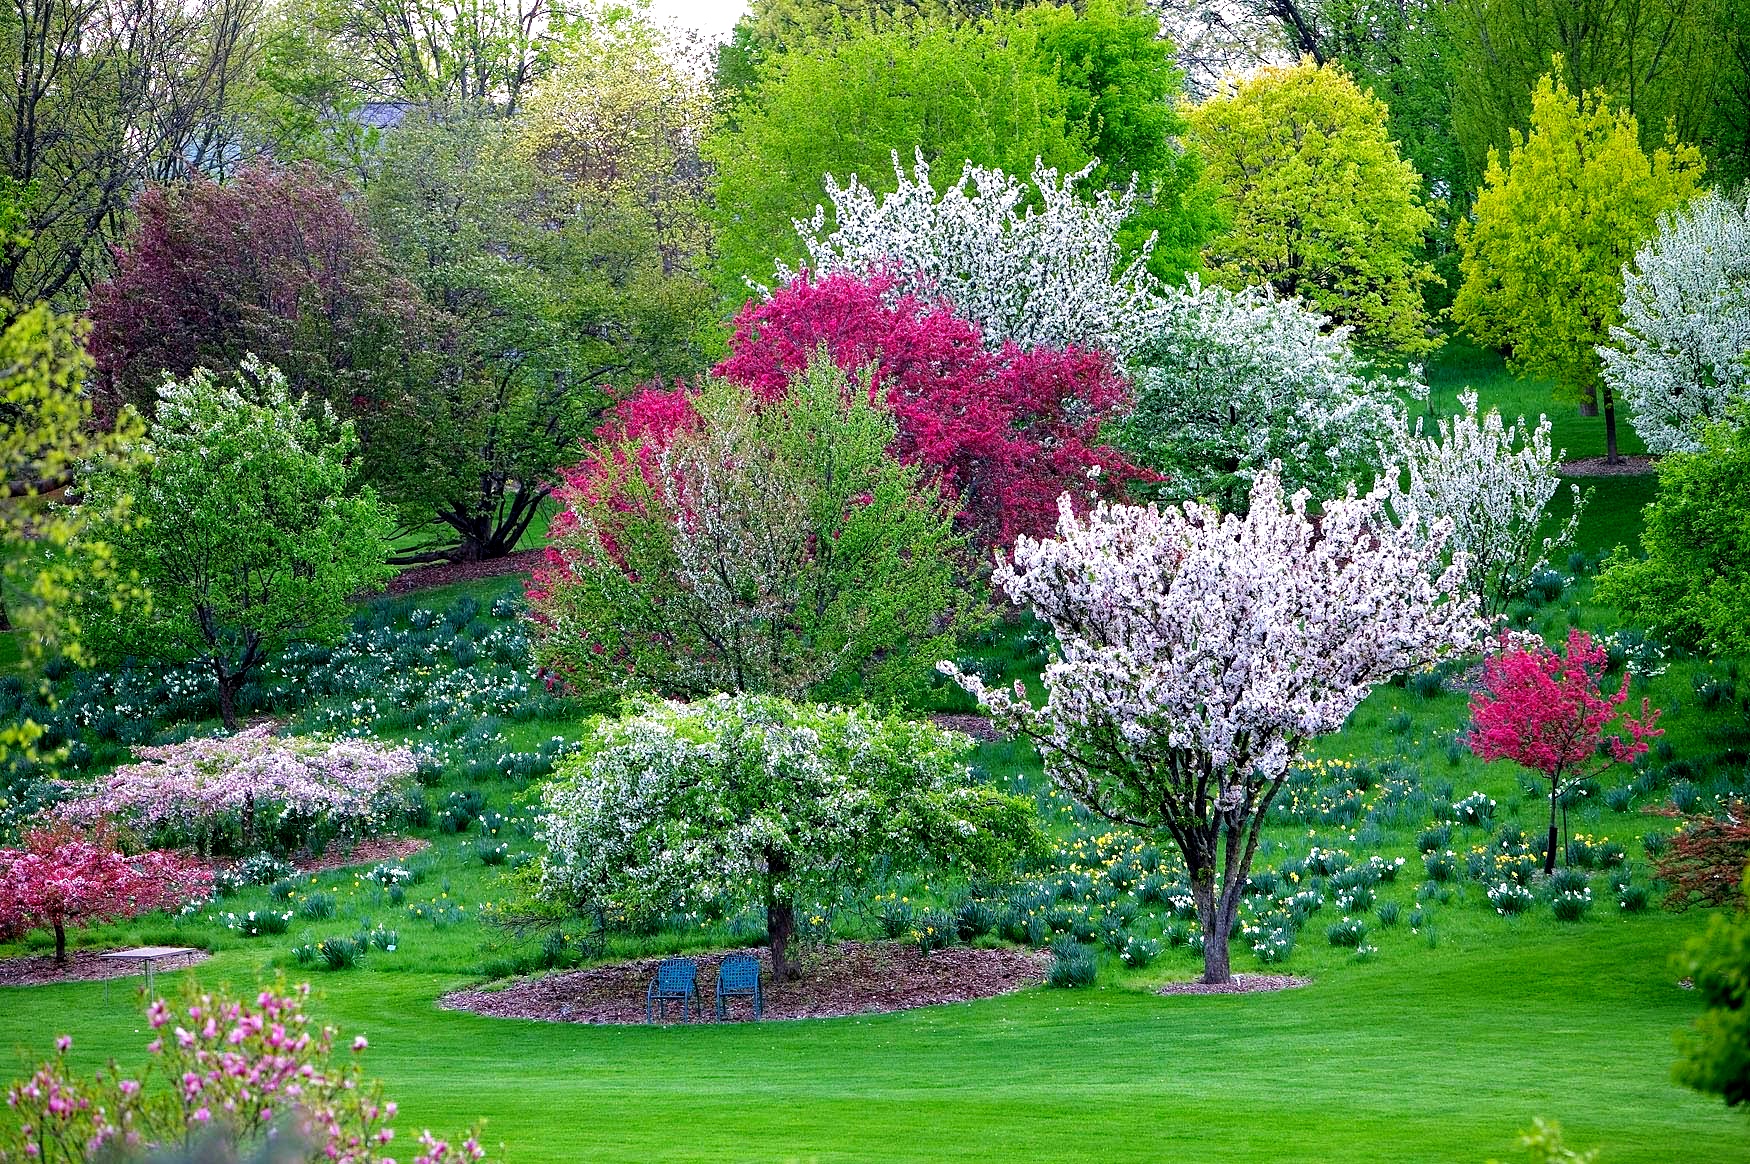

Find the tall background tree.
xmin=1452 ymin=72 xmax=1704 ymax=463
xmin=0 ymin=0 xmax=257 ymax=308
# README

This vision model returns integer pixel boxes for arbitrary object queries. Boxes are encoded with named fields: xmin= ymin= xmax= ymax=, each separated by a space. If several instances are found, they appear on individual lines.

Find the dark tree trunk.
xmin=1545 ymin=780 xmax=1561 ymax=876
xmin=216 ymin=672 xmax=241 ymax=731
xmin=765 ymin=850 xmax=798 ymax=981
xmin=1602 ymin=386 xmax=1621 ymax=465
xmin=1190 ymin=866 xmax=1233 ymax=985
xmin=54 ymin=920 xmax=66 ymax=966
xmin=242 ymin=790 xmax=256 ymax=851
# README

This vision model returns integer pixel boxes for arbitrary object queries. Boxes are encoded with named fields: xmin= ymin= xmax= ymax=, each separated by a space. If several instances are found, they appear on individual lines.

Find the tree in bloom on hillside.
xmin=942 ymin=472 xmax=1481 ymax=984
xmin=1383 ymin=389 xmax=1585 ymax=619
xmin=0 ymin=822 xmax=211 ymax=964
xmin=1117 ymin=276 xmax=1412 ymax=512
xmin=1599 ymin=190 xmax=1750 ymax=454
xmin=783 ymin=152 xmax=1164 ymax=359
xmin=57 ymin=726 xmax=415 ymax=857
xmin=714 ymin=270 xmax=1140 ymax=546
xmin=1468 ymin=629 xmax=1663 ymax=875
xmin=0 ymin=981 xmax=492 ymax=1162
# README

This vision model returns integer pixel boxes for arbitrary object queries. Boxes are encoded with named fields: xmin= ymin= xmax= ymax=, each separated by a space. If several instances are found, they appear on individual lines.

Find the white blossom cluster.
xmin=1382 ymin=389 xmax=1583 ymax=619
xmin=1600 ymin=190 xmax=1750 ymax=453
xmin=1119 ymin=276 xmax=1416 ymax=505
xmin=782 ymin=150 xmax=1162 ymax=358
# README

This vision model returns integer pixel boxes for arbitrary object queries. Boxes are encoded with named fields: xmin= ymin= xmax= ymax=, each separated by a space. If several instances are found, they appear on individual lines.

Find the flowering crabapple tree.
xmin=57 ymin=726 xmax=416 ymax=857
xmin=1117 ymin=276 xmax=1412 ymax=512
xmin=783 ymin=152 xmax=1163 ymax=359
xmin=1468 ymin=629 xmax=1663 ymax=875
xmin=536 ymin=694 xmax=1038 ymax=981
xmin=943 ymin=472 xmax=1481 ymax=983
xmin=0 ymin=822 xmax=211 ymax=964
xmin=1600 ymin=191 xmax=1750 ymax=454
xmin=715 ymin=271 xmax=1140 ymax=546
xmin=528 ymin=352 xmax=972 ymax=706
xmin=0 ymin=981 xmax=491 ymax=1162
xmin=1383 ymin=389 xmax=1584 ymax=619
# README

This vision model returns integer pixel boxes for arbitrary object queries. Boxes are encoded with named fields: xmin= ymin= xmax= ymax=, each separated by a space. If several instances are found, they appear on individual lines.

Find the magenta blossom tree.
xmin=0 ymin=823 xmax=211 ymax=965
xmin=944 ymin=472 xmax=1481 ymax=984
xmin=1469 ymin=629 xmax=1663 ymax=874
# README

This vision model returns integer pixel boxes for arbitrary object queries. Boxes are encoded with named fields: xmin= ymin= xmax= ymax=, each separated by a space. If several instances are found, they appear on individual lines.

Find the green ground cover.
xmin=3 ymin=351 xmax=1738 ymax=1161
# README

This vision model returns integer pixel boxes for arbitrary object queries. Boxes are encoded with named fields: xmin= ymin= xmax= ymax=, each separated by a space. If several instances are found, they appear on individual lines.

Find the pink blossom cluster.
xmin=1 ymin=983 xmax=490 ymax=1163
xmin=57 ymin=726 xmax=415 ymax=848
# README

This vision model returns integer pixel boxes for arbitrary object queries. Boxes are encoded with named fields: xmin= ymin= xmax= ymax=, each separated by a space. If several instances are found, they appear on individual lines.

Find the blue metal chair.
xmin=646 ymin=957 xmax=699 ymax=1023
xmin=715 ymin=953 xmax=763 ymax=1020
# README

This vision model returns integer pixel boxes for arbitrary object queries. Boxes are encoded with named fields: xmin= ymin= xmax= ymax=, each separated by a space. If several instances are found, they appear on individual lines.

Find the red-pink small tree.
xmin=712 ymin=271 xmax=1144 ymax=548
xmin=1469 ymin=629 xmax=1663 ymax=874
xmin=0 ymin=823 xmax=212 ymax=964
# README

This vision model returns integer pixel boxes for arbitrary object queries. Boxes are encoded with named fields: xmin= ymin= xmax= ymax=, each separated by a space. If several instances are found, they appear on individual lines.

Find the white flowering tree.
xmin=536 ymin=695 xmax=1038 ymax=980
xmin=1116 ymin=276 xmax=1413 ymax=510
xmin=782 ymin=151 xmax=1161 ymax=358
xmin=1383 ymin=390 xmax=1585 ymax=619
xmin=1600 ymin=191 xmax=1750 ymax=453
xmin=942 ymin=474 xmax=1480 ymax=984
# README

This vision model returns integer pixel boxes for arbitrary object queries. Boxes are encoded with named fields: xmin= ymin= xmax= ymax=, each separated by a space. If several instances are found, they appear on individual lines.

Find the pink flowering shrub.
xmin=57 ymin=727 xmax=415 ymax=857
xmin=1469 ymin=629 xmax=1664 ymax=874
xmin=0 ymin=982 xmax=490 ymax=1163
xmin=0 ymin=821 xmax=212 ymax=964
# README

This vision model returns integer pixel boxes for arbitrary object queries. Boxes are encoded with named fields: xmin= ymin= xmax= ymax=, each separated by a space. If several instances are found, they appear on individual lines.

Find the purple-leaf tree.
xmin=942 ymin=472 xmax=1481 ymax=983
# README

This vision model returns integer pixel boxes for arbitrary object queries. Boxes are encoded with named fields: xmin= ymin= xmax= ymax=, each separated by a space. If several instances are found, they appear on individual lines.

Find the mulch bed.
xmin=0 ymin=948 xmax=211 ymax=987
xmin=1560 ymin=455 xmax=1656 ymax=477
xmin=1156 ymin=974 xmax=1310 ymax=996
xmin=929 ymin=713 xmax=1006 ymax=743
xmin=387 ymin=549 xmax=544 ymax=595
xmin=294 ymin=836 xmax=430 ymax=874
xmin=441 ymin=940 xmax=1048 ymax=1024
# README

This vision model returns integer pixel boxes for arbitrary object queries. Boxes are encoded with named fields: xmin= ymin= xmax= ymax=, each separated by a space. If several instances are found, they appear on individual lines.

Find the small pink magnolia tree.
xmin=943 ymin=473 xmax=1481 ymax=984
xmin=0 ymin=823 xmax=211 ymax=964
xmin=1469 ymin=629 xmax=1663 ymax=874
xmin=1 ymin=982 xmax=490 ymax=1163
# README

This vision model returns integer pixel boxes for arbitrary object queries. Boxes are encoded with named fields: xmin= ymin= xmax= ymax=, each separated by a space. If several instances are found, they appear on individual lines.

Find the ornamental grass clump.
xmin=1327 ymin=917 xmax=1368 ymax=948
xmin=1047 ymin=940 xmax=1098 ymax=988
xmin=60 ymin=727 xmax=415 ymax=857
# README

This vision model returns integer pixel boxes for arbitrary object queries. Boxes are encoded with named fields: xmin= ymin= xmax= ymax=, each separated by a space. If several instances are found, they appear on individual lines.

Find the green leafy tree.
xmin=1595 ymin=416 xmax=1750 ymax=653
xmin=707 ymin=1 xmax=1204 ymax=296
xmin=1673 ymin=864 xmax=1750 ymax=1107
xmin=527 ymin=351 xmax=976 ymax=708
xmin=1453 ymin=71 xmax=1704 ymax=463
xmin=1185 ymin=58 xmax=1439 ymax=355
xmin=537 ymin=693 xmax=1040 ymax=979
xmin=78 ymin=357 xmax=395 ymax=730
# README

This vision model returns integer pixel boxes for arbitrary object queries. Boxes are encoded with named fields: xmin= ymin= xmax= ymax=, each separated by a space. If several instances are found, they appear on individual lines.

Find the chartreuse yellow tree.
xmin=1453 ymin=69 xmax=1704 ymax=464
xmin=537 ymin=694 xmax=1039 ymax=980
xmin=943 ymin=472 xmax=1480 ymax=984
xmin=1185 ymin=58 xmax=1439 ymax=356
xmin=78 ymin=357 xmax=394 ymax=731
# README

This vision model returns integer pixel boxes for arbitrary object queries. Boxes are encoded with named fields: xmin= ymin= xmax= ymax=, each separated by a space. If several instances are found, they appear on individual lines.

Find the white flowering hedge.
xmin=1117 ymin=277 xmax=1413 ymax=508
xmin=1601 ymin=190 xmax=1750 ymax=453
xmin=784 ymin=151 xmax=1161 ymax=358
xmin=536 ymin=694 xmax=1037 ymax=979
xmin=1383 ymin=389 xmax=1583 ymax=618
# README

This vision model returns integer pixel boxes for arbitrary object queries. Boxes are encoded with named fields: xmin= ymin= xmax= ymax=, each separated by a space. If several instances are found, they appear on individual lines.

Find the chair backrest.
xmin=718 ymin=954 xmax=760 ymax=990
xmin=655 ymin=957 xmax=697 ymax=990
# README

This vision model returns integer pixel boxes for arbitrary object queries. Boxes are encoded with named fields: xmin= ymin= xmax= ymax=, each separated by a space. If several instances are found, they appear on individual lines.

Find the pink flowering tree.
xmin=1469 ymin=629 xmax=1663 ymax=874
xmin=0 ymin=982 xmax=490 ymax=1162
xmin=0 ymin=823 xmax=212 ymax=964
xmin=56 ymin=727 xmax=415 ymax=857
xmin=942 ymin=473 xmax=1481 ymax=984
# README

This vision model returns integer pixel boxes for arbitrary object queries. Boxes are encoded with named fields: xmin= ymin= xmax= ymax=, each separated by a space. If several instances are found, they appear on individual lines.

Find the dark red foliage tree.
xmin=85 ymin=162 xmax=431 ymax=425
xmin=1651 ymin=800 xmax=1750 ymax=910
xmin=710 ymin=272 xmax=1142 ymax=548
xmin=0 ymin=822 xmax=211 ymax=965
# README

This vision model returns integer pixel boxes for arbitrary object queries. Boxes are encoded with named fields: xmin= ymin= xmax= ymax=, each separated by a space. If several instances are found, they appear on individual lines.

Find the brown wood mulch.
xmin=928 ymin=713 xmax=1007 ymax=743
xmin=0 ymin=948 xmax=211 ymax=987
xmin=441 ymin=940 xmax=1049 ymax=1025
xmin=387 ymin=549 xmax=544 ymax=595
xmin=1156 ymin=974 xmax=1310 ymax=996
xmin=293 ymin=836 xmax=430 ymax=875
xmin=1560 ymin=455 xmax=1656 ymax=477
